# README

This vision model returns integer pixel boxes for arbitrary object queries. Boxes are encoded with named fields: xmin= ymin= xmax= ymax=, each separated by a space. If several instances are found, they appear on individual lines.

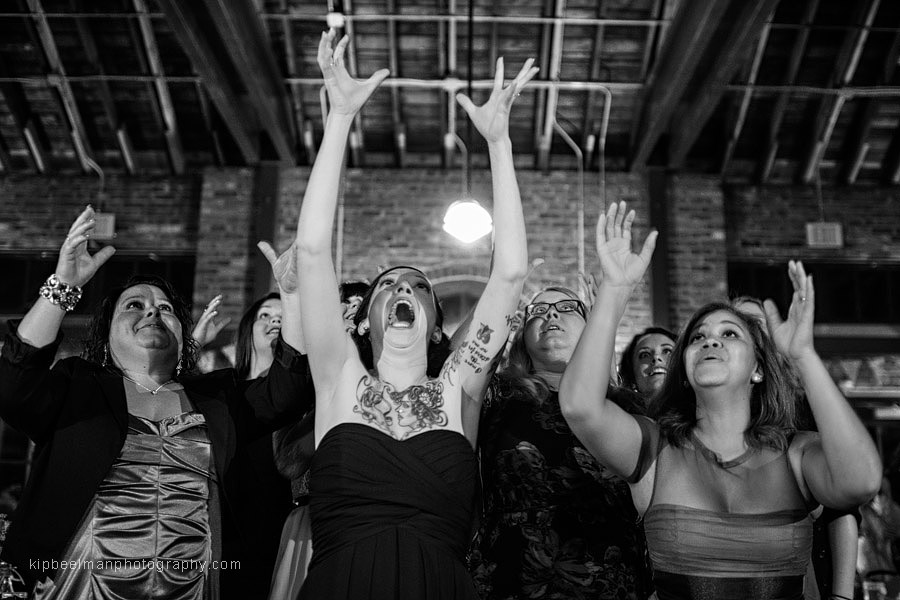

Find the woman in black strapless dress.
xmin=290 ymin=29 xmax=538 ymax=600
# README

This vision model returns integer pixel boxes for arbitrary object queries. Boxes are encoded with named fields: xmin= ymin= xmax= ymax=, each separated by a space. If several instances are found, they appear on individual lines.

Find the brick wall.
xmin=725 ymin=184 xmax=900 ymax=261
xmin=0 ymin=174 xmax=199 ymax=253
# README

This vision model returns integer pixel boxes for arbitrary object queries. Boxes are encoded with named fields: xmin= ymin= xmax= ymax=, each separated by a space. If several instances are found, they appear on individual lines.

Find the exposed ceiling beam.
xmin=386 ymin=0 xmax=406 ymax=167
xmin=759 ymin=0 xmax=819 ymax=182
xmin=800 ymin=0 xmax=881 ymax=184
xmin=0 ymin=54 xmax=48 ymax=172
xmin=133 ymin=0 xmax=184 ymax=174
xmin=582 ymin=8 xmax=606 ymax=168
xmin=638 ymin=0 xmax=664 ymax=82
xmin=668 ymin=0 xmax=778 ymax=169
xmin=720 ymin=19 xmax=770 ymax=174
xmin=279 ymin=0 xmax=315 ymax=163
xmin=156 ymin=0 xmax=260 ymax=164
xmin=440 ymin=0 xmax=452 ymax=168
xmin=195 ymin=81 xmax=225 ymax=166
xmin=342 ymin=0 xmax=366 ymax=167
xmin=629 ymin=0 xmax=731 ymax=169
xmin=537 ymin=0 xmax=566 ymax=172
xmin=532 ymin=0 xmax=555 ymax=164
xmin=26 ymin=0 xmax=94 ymax=172
xmin=840 ymin=30 xmax=900 ymax=184
xmin=71 ymin=0 xmax=135 ymax=174
xmin=202 ymin=0 xmax=296 ymax=164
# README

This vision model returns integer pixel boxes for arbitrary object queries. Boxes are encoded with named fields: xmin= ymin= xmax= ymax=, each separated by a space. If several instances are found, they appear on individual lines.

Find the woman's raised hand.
xmin=56 ymin=206 xmax=116 ymax=287
xmin=764 ymin=260 xmax=816 ymax=361
xmin=594 ymin=201 xmax=657 ymax=290
xmin=192 ymin=295 xmax=232 ymax=348
xmin=258 ymin=241 xmax=299 ymax=296
xmin=456 ymin=57 xmax=539 ymax=144
xmin=318 ymin=29 xmax=389 ymax=117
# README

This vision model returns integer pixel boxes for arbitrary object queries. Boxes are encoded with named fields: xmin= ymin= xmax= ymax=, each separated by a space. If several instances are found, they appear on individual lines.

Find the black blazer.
xmin=0 ymin=321 xmax=313 ymax=596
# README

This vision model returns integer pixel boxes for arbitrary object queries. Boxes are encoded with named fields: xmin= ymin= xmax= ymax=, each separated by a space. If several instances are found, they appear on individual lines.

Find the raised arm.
xmin=294 ymin=31 xmax=388 ymax=393
xmin=766 ymin=261 xmax=881 ymax=507
xmin=447 ymin=58 xmax=537 ymax=438
xmin=559 ymin=201 xmax=657 ymax=479
xmin=18 ymin=205 xmax=115 ymax=348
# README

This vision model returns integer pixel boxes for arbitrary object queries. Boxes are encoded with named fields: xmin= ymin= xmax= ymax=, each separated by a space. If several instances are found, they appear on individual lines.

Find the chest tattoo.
xmin=354 ymin=375 xmax=448 ymax=438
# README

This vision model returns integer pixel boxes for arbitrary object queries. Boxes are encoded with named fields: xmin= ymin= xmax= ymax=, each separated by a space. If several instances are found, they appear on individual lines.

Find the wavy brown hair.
xmin=653 ymin=302 xmax=797 ymax=450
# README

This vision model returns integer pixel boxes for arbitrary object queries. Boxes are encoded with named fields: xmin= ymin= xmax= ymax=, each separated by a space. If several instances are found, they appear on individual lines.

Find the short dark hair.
xmin=653 ymin=302 xmax=797 ymax=450
xmin=340 ymin=280 xmax=369 ymax=303
xmin=619 ymin=326 xmax=676 ymax=391
xmin=350 ymin=266 xmax=450 ymax=378
xmin=82 ymin=274 xmax=198 ymax=375
xmin=234 ymin=292 xmax=281 ymax=380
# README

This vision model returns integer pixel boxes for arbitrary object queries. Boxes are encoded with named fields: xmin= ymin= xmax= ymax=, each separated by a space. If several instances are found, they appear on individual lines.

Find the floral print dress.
xmin=471 ymin=388 xmax=650 ymax=600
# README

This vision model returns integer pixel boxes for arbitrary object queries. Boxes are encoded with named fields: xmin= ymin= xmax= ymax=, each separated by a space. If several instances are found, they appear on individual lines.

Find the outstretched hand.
xmin=456 ymin=57 xmax=539 ymax=144
xmin=763 ymin=260 xmax=816 ymax=361
xmin=318 ymin=29 xmax=389 ymax=118
xmin=258 ymin=241 xmax=299 ymax=295
xmin=56 ymin=205 xmax=116 ymax=287
xmin=192 ymin=295 xmax=232 ymax=348
xmin=594 ymin=201 xmax=657 ymax=289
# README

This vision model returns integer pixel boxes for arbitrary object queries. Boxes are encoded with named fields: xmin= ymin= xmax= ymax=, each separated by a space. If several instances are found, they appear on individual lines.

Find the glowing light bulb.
xmin=442 ymin=199 xmax=492 ymax=244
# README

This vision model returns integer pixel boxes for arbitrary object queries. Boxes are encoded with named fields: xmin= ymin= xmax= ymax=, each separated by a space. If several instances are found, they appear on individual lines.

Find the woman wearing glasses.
xmin=471 ymin=286 xmax=650 ymax=599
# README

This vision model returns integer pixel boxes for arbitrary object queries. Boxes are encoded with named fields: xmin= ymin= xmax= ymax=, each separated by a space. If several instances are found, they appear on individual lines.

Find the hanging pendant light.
xmin=442 ymin=199 xmax=492 ymax=243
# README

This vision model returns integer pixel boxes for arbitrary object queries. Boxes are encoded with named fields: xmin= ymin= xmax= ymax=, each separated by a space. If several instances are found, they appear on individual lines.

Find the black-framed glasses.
xmin=525 ymin=299 xmax=586 ymax=319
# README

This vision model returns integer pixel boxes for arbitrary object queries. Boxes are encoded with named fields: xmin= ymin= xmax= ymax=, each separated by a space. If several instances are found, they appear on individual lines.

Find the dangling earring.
xmin=176 ymin=358 xmax=183 ymax=377
xmin=751 ymin=373 xmax=763 ymax=383
xmin=102 ymin=344 xmax=110 ymax=367
xmin=357 ymin=319 xmax=370 ymax=336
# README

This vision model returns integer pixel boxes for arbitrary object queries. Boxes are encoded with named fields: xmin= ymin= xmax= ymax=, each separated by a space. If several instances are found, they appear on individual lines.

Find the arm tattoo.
xmin=475 ymin=322 xmax=493 ymax=344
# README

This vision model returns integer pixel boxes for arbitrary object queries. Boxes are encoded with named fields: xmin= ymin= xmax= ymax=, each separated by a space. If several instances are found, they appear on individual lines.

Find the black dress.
xmin=299 ymin=423 xmax=479 ymax=599
xmin=472 ymin=388 xmax=649 ymax=600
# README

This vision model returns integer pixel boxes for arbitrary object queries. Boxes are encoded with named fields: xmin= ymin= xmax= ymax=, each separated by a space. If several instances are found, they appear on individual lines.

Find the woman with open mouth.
xmin=291 ymin=30 xmax=536 ymax=600
xmin=619 ymin=326 xmax=676 ymax=410
xmin=559 ymin=201 xmax=882 ymax=600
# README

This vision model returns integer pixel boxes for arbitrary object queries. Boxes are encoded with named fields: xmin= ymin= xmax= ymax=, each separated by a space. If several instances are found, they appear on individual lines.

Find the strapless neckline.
xmin=321 ymin=422 xmax=473 ymax=452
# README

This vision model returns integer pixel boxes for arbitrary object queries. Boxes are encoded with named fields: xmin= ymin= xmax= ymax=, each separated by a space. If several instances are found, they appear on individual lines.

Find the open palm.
xmin=764 ymin=260 xmax=816 ymax=361
xmin=318 ymin=30 xmax=389 ymax=117
xmin=595 ymin=201 xmax=657 ymax=289
xmin=456 ymin=57 xmax=538 ymax=144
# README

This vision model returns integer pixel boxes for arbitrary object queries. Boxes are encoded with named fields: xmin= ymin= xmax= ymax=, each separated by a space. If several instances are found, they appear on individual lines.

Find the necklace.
xmin=122 ymin=374 xmax=175 ymax=395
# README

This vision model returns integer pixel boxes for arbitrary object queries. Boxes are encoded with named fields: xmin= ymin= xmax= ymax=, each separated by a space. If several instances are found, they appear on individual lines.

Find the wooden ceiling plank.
xmin=195 ymin=81 xmax=225 ymax=166
xmin=133 ymin=0 xmax=185 ymax=174
xmin=26 ymin=0 xmax=94 ymax=172
xmin=71 ymin=0 xmax=136 ymax=173
xmin=668 ymin=0 xmax=779 ymax=169
xmin=638 ymin=0 xmax=664 ymax=81
xmin=156 ymin=0 xmax=260 ymax=164
xmin=629 ymin=0 xmax=732 ymax=169
xmin=203 ymin=0 xmax=296 ymax=164
xmin=386 ymin=0 xmax=406 ymax=167
xmin=759 ymin=0 xmax=819 ymax=182
xmin=279 ymin=0 xmax=314 ymax=163
xmin=800 ymin=0 xmax=881 ymax=184
xmin=537 ymin=0 xmax=566 ymax=172
xmin=720 ymin=20 xmax=770 ymax=174
xmin=841 ymin=30 xmax=900 ymax=184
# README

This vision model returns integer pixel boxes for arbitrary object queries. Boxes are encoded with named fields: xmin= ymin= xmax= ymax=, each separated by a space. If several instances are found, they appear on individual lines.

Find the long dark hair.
xmin=234 ymin=292 xmax=281 ymax=380
xmin=654 ymin=302 xmax=797 ymax=450
xmin=350 ymin=266 xmax=450 ymax=378
xmin=619 ymin=326 xmax=676 ymax=391
xmin=82 ymin=274 xmax=199 ymax=375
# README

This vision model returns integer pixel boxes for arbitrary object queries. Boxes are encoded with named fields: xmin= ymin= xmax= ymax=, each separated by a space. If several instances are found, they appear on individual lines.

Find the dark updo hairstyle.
xmin=234 ymin=292 xmax=281 ymax=381
xmin=83 ymin=274 xmax=199 ymax=375
xmin=619 ymin=326 xmax=677 ymax=391
xmin=340 ymin=280 xmax=370 ymax=303
xmin=350 ymin=266 xmax=451 ymax=378
xmin=653 ymin=301 xmax=797 ymax=450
